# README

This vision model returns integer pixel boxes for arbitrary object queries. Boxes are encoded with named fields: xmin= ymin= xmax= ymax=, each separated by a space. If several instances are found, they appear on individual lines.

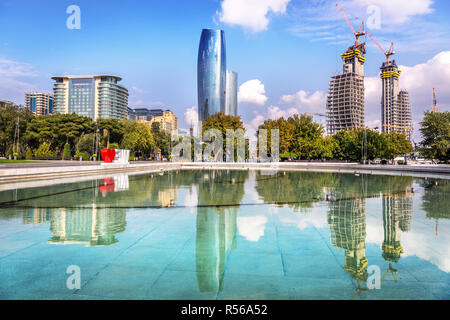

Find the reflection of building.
xmin=198 ymin=29 xmax=227 ymax=122
xmin=23 ymin=208 xmax=51 ymax=224
xmin=196 ymin=207 xmax=237 ymax=293
xmin=48 ymin=205 xmax=126 ymax=246
xmin=382 ymin=192 xmax=412 ymax=263
xmin=25 ymin=92 xmax=54 ymax=116
xmin=158 ymin=188 xmax=177 ymax=207
xmin=52 ymin=75 xmax=129 ymax=120
xmin=422 ymin=180 xmax=450 ymax=235
xmin=328 ymin=198 xmax=368 ymax=283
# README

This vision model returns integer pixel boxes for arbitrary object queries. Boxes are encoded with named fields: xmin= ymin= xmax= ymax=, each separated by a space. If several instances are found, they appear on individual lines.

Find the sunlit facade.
xmin=52 ymin=75 xmax=128 ymax=121
xmin=225 ymin=70 xmax=238 ymax=116
xmin=197 ymin=29 xmax=227 ymax=122
xmin=25 ymin=92 xmax=54 ymax=116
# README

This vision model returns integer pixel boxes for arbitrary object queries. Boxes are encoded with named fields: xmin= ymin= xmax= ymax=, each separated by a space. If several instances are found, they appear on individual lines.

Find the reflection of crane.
xmin=336 ymin=3 xmax=366 ymax=48
xmin=304 ymin=112 xmax=326 ymax=118
xmin=432 ymin=88 xmax=438 ymax=113
xmin=366 ymin=31 xmax=395 ymax=66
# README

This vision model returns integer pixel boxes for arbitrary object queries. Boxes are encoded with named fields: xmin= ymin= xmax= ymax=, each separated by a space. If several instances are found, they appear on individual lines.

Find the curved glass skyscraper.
xmin=197 ymin=29 xmax=227 ymax=122
xmin=225 ymin=70 xmax=238 ymax=116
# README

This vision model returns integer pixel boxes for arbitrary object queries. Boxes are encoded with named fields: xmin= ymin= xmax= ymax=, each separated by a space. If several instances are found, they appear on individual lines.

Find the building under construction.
xmin=380 ymin=60 xmax=413 ymax=141
xmin=326 ymin=44 xmax=366 ymax=135
xmin=326 ymin=4 xmax=366 ymax=136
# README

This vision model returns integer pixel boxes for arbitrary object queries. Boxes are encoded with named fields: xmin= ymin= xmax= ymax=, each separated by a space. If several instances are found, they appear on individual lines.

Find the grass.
xmin=0 ymin=159 xmax=45 ymax=164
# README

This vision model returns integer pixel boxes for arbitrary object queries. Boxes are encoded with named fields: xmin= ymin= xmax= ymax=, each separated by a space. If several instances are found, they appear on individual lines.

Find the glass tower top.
xmin=197 ymin=29 xmax=227 ymax=122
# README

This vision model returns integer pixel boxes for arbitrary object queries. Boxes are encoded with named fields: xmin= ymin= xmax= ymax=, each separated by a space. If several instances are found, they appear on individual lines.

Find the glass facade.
xmin=225 ymin=70 xmax=238 ymax=116
xmin=69 ymin=78 xmax=95 ymax=119
xmin=52 ymin=75 xmax=128 ymax=120
xmin=197 ymin=29 xmax=226 ymax=122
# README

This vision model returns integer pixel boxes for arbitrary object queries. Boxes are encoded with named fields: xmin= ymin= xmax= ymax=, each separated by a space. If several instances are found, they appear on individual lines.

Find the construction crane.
xmin=336 ymin=3 xmax=366 ymax=48
xmin=366 ymin=31 xmax=395 ymax=66
xmin=432 ymin=88 xmax=438 ymax=113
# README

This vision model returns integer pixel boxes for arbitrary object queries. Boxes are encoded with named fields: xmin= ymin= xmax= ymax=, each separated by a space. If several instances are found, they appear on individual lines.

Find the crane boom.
xmin=336 ymin=3 xmax=365 ymax=47
xmin=336 ymin=3 xmax=356 ymax=35
xmin=366 ymin=31 xmax=395 ymax=66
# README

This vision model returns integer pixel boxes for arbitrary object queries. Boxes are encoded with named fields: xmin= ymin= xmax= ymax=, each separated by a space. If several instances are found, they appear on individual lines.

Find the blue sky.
xmin=0 ymin=0 xmax=449 ymax=141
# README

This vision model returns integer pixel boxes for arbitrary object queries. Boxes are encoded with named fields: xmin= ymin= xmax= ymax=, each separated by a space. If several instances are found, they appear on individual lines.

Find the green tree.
xmin=151 ymin=122 xmax=171 ymax=156
xmin=62 ymin=143 xmax=72 ymax=160
xmin=97 ymin=119 xmax=124 ymax=148
xmin=34 ymin=142 xmax=57 ymax=158
xmin=76 ymin=133 xmax=95 ymax=154
xmin=25 ymin=148 xmax=33 ymax=160
xmin=383 ymin=132 xmax=413 ymax=159
xmin=202 ymin=112 xmax=246 ymax=161
xmin=120 ymin=121 xmax=155 ymax=158
xmin=0 ymin=104 xmax=35 ymax=156
xmin=420 ymin=111 xmax=450 ymax=161
xmin=25 ymin=113 xmax=95 ymax=151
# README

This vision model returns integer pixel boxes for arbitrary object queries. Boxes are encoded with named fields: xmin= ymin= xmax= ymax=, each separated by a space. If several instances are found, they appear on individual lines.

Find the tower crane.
xmin=366 ymin=31 xmax=395 ymax=66
xmin=432 ymin=88 xmax=438 ymax=113
xmin=336 ymin=3 xmax=366 ymax=49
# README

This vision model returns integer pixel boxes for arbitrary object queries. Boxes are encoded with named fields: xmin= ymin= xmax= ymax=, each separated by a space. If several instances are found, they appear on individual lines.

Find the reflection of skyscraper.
xmin=382 ymin=191 xmax=413 ymax=264
xmin=49 ymin=205 xmax=126 ymax=246
xmin=23 ymin=208 xmax=51 ymax=224
xmin=328 ymin=198 xmax=368 ymax=283
xmin=197 ymin=29 xmax=227 ymax=122
xmin=196 ymin=207 xmax=237 ymax=293
xmin=225 ymin=70 xmax=238 ymax=116
xmin=194 ymin=170 xmax=246 ymax=293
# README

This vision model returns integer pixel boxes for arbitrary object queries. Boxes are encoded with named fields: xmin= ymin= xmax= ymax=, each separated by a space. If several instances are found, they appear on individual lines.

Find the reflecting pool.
xmin=0 ymin=170 xmax=449 ymax=300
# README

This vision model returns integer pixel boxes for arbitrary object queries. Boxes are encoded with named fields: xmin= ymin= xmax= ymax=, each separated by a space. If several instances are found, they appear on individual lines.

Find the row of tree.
xmin=0 ymin=105 xmax=173 ymax=160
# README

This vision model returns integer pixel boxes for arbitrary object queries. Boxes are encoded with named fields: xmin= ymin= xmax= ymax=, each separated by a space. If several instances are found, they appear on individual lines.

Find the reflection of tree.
xmin=421 ymin=179 xmax=450 ymax=235
xmin=195 ymin=170 xmax=246 ymax=293
xmin=255 ymin=172 xmax=331 ymax=212
xmin=48 ymin=205 xmax=126 ymax=246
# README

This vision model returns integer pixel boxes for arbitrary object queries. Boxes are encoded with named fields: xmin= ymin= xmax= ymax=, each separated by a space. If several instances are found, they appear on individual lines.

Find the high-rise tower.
xmin=380 ymin=61 xmax=413 ymax=141
xmin=225 ymin=70 xmax=238 ymax=116
xmin=197 ymin=29 xmax=227 ymax=123
xmin=326 ymin=43 xmax=366 ymax=135
xmin=326 ymin=4 xmax=366 ymax=135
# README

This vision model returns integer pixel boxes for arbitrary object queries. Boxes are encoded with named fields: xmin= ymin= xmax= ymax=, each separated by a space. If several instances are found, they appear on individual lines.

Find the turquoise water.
xmin=0 ymin=170 xmax=448 ymax=300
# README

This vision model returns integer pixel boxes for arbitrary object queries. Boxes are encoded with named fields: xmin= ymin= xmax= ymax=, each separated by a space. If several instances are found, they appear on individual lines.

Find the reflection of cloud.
xmin=184 ymin=186 xmax=198 ymax=214
xmin=237 ymin=215 xmax=268 ymax=242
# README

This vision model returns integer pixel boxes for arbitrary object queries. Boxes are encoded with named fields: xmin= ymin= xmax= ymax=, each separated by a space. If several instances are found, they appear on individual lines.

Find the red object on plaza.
xmin=101 ymin=149 xmax=116 ymax=163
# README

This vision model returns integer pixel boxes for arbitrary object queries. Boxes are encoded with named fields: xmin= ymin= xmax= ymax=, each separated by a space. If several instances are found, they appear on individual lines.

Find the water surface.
xmin=0 ymin=170 xmax=448 ymax=300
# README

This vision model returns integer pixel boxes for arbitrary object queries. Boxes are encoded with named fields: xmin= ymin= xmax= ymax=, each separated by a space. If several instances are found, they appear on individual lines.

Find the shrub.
xmin=62 ymin=143 xmax=71 ymax=160
xmin=129 ymin=153 xmax=135 ymax=162
xmin=34 ymin=142 xmax=57 ymax=158
xmin=25 ymin=149 xmax=33 ymax=160
xmin=74 ymin=151 xmax=90 ymax=161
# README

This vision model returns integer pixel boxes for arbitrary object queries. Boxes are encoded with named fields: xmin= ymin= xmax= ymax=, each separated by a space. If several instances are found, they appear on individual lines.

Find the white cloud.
xmin=237 ymin=215 xmax=268 ymax=242
xmin=131 ymin=86 xmax=148 ymax=94
xmin=267 ymin=105 xmax=297 ymax=119
xmin=184 ymin=106 xmax=199 ymax=135
xmin=350 ymin=0 xmax=433 ymax=25
xmin=0 ymin=59 xmax=38 ymax=104
xmin=238 ymin=79 xmax=268 ymax=106
xmin=279 ymin=90 xmax=326 ymax=113
xmin=218 ymin=0 xmax=291 ymax=32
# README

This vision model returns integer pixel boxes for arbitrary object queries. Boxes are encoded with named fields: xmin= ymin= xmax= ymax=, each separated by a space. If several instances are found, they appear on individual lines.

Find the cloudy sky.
xmin=0 ymin=0 xmax=449 ymax=142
